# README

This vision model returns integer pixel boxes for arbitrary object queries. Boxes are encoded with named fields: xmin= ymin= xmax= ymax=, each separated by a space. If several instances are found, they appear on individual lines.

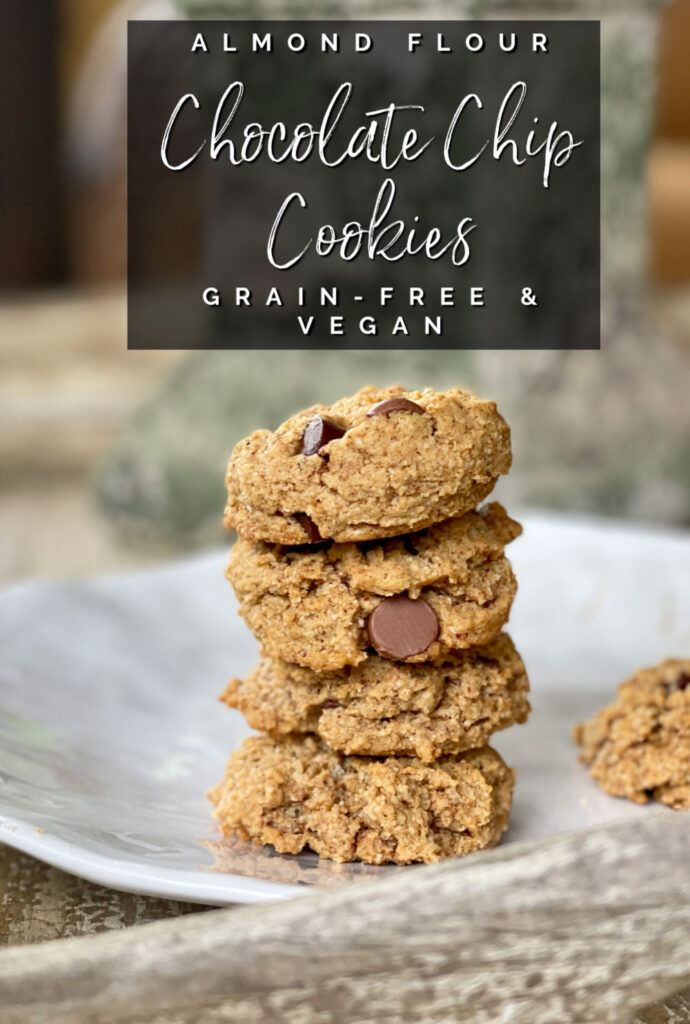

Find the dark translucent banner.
xmin=127 ymin=20 xmax=600 ymax=349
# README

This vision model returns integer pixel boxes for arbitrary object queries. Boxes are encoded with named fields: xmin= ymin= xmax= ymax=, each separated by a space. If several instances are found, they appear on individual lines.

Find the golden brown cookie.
xmin=224 ymin=385 xmax=511 ymax=544
xmin=575 ymin=658 xmax=690 ymax=808
xmin=227 ymin=502 xmax=520 ymax=670
xmin=209 ymin=734 xmax=514 ymax=864
xmin=222 ymin=633 xmax=530 ymax=762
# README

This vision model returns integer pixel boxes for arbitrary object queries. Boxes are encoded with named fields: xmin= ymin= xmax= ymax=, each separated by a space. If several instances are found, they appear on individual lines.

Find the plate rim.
xmin=0 ymin=815 xmax=306 ymax=906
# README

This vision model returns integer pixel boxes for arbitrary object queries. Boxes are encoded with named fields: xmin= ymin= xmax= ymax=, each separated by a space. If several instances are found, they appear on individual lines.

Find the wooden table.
xmin=1 ymin=289 xmax=689 ymax=1022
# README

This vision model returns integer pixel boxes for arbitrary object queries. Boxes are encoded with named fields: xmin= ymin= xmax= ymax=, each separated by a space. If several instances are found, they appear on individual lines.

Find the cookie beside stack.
xmin=209 ymin=385 xmax=530 ymax=864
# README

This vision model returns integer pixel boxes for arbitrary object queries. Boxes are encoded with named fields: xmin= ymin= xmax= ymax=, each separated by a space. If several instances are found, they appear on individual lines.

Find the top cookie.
xmin=225 ymin=385 xmax=511 ymax=543
xmin=575 ymin=658 xmax=690 ymax=809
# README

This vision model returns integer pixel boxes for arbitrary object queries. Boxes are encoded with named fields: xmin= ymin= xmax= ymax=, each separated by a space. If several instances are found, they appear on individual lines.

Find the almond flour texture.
xmin=575 ymin=659 xmax=690 ymax=809
xmin=210 ymin=735 xmax=515 ymax=865
xmin=227 ymin=502 xmax=520 ymax=670
xmin=224 ymin=385 xmax=511 ymax=544
xmin=222 ymin=633 xmax=529 ymax=763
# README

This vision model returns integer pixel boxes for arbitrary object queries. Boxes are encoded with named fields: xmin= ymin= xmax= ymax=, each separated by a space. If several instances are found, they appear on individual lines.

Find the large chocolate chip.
xmin=301 ymin=416 xmax=345 ymax=455
xmin=367 ymin=595 xmax=439 ymax=660
xmin=676 ymin=671 xmax=690 ymax=692
xmin=294 ymin=513 xmax=323 ymax=543
xmin=366 ymin=397 xmax=424 ymax=418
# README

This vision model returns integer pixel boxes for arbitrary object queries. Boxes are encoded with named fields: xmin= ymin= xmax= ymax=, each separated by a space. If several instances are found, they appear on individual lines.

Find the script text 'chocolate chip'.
xmin=367 ymin=595 xmax=439 ymax=660
xmin=301 ymin=416 xmax=346 ymax=455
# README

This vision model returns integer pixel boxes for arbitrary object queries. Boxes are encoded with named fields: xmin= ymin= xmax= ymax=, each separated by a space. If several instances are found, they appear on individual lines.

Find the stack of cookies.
xmin=210 ymin=385 xmax=530 ymax=864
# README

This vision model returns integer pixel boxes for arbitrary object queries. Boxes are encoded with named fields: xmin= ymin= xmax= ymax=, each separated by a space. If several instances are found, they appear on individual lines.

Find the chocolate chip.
xmin=301 ymin=416 xmax=345 ymax=455
xmin=676 ymin=672 xmax=690 ymax=692
xmin=322 ymin=699 xmax=340 ymax=709
xmin=367 ymin=595 xmax=439 ymax=660
xmin=293 ymin=513 xmax=323 ymax=544
xmin=366 ymin=397 xmax=424 ymax=418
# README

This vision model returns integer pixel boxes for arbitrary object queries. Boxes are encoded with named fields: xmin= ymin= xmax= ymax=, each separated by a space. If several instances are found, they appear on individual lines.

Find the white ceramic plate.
xmin=1 ymin=512 xmax=689 ymax=905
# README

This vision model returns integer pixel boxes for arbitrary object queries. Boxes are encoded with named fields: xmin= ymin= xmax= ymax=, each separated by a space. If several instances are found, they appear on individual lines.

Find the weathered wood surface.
xmin=1 ymin=814 xmax=689 ymax=1024
xmin=636 ymin=989 xmax=690 ymax=1023
xmin=0 ymin=847 xmax=210 ymax=948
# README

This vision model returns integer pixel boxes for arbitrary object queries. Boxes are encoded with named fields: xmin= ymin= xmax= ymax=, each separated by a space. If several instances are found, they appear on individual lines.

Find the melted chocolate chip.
xmin=293 ymin=513 xmax=323 ymax=544
xmin=322 ymin=699 xmax=340 ymax=709
xmin=366 ymin=397 xmax=425 ymax=418
xmin=367 ymin=595 xmax=439 ymax=660
xmin=676 ymin=671 xmax=690 ymax=692
xmin=301 ymin=416 xmax=346 ymax=455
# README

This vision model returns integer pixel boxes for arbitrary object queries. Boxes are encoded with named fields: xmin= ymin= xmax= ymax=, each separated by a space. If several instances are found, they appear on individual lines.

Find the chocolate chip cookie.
xmin=225 ymin=385 xmax=511 ymax=544
xmin=222 ymin=633 xmax=530 ymax=762
xmin=209 ymin=734 xmax=514 ymax=864
xmin=575 ymin=658 xmax=690 ymax=808
xmin=227 ymin=502 xmax=520 ymax=670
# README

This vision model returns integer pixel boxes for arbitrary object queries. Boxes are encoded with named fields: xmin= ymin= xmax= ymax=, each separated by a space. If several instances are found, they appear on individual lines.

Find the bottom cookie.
xmin=209 ymin=735 xmax=514 ymax=864
xmin=575 ymin=658 xmax=690 ymax=808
